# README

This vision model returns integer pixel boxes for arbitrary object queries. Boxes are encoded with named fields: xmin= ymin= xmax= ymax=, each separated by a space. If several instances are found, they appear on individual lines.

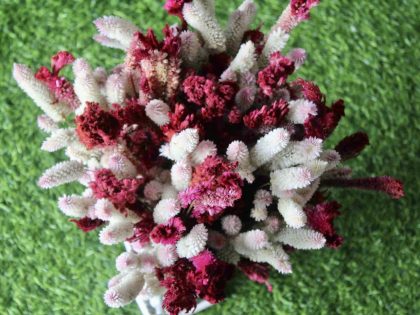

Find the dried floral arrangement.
xmin=13 ymin=0 xmax=404 ymax=314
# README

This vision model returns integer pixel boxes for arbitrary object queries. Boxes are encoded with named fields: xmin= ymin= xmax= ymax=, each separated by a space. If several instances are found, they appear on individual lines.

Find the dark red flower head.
xmin=75 ymin=102 xmax=121 ymax=148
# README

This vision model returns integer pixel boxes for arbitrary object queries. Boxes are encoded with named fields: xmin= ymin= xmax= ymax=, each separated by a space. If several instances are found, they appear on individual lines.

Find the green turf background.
xmin=1 ymin=0 xmax=419 ymax=314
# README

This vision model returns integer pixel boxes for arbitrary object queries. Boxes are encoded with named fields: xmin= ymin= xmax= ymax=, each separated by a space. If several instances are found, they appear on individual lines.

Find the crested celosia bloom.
xmin=14 ymin=1 xmax=404 ymax=314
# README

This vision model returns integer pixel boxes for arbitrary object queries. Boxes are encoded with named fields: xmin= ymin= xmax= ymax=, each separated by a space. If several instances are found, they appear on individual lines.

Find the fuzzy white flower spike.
xmin=176 ymin=223 xmax=208 ymax=258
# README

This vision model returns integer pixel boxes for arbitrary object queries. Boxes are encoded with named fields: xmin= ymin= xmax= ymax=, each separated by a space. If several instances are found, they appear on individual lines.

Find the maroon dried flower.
xmin=238 ymin=259 xmax=273 ymax=292
xmin=257 ymin=52 xmax=295 ymax=97
xmin=150 ymin=217 xmax=186 ymax=245
xmin=90 ymin=169 xmax=142 ymax=209
xmin=243 ymin=99 xmax=289 ymax=129
xmin=157 ymin=258 xmax=197 ymax=315
xmin=291 ymin=0 xmax=320 ymax=21
xmin=75 ymin=102 xmax=121 ymax=148
xmin=335 ymin=132 xmax=370 ymax=161
xmin=305 ymin=201 xmax=343 ymax=248
xmin=70 ymin=217 xmax=104 ymax=232
xmin=304 ymin=99 xmax=345 ymax=139
xmin=322 ymin=176 xmax=404 ymax=200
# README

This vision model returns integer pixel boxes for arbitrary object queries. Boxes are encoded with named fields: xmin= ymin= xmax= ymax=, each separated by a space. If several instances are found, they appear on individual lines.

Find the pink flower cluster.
xmin=14 ymin=1 xmax=404 ymax=314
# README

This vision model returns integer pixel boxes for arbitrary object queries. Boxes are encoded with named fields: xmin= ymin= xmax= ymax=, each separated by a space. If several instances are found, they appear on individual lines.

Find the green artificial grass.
xmin=0 ymin=0 xmax=419 ymax=314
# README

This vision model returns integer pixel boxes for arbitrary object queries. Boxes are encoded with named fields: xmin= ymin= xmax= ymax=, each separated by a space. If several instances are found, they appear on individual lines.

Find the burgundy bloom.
xmin=164 ymin=0 xmax=192 ymax=28
xmin=304 ymin=99 xmax=345 ymax=139
xmin=179 ymin=156 xmax=243 ymax=223
xmin=90 ymin=169 xmax=143 ymax=209
xmin=75 ymin=102 xmax=121 ymax=148
xmin=335 ymin=132 xmax=370 ymax=161
xmin=257 ymin=52 xmax=295 ymax=97
xmin=305 ymin=201 xmax=343 ymax=248
xmin=243 ymin=99 xmax=289 ymax=129
xmin=190 ymin=250 xmax=235 ymax=304
xmin=70 ymin=217 xmax=104 ymax=232
xmin=238 ymin=259 xmax=273 ymax=292
xmin=243 ymin=28 xmax=265 ymax=54
xmin=162 ymin=103 xmax=202 ymax=140
xmin=291 ymin=78 xmax=325 ymax=105
xmin=51 ymin=51 xmax=75 ymax=74
xmin=128 ymin=211 xmax=155 ymax=247
xmin=322 ymin=176 xmax=404 ymax=200
xmin=157 ymin=258 xmax=197 ymax=315
xmin=150 ymin=217 xmax=186 ymax=245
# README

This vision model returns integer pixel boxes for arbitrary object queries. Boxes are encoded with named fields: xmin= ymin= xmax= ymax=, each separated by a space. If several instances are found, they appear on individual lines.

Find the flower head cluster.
xmin=14 ymin=1 xmax=403 ymax=314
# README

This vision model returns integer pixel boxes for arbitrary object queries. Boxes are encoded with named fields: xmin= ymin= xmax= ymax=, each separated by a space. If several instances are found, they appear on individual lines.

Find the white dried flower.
xmin=287 ymin=99 xmax=318 ymax=124
xmin=104 ymin=269 xmax=144 ymax=308
xmin=94 ymin=16 xmax=139 ymax=49
xmin=183 ymin=0 xmax=226 ymax=53
xmin=37 ymin=115 xmax=58 ymax=133
xmin=13 ymin=64 xmax=66 ymax=122
xmin=171 ymin=159 xmax=192 ymax=191
xmin=191 ymin=140 xmax=217 ymax=165
xmin=270 ymin=166 xmax=312 ymax=196
xmin=99 ymin=221 xmax=134 ymax=245
xmin=101 ymin=152 xmax=137 ymax=179
xmin=251 ymin=206 xmax=268 ymax=221
xmin=221 ymin=215 xmax=242 ymax=236
xmin=169 ymin=128 xmax=199 ymax=161
xmin=58 ymin=195 xmax=94 ymax=217
xmin=176 ymin=223 xmax=208 ymax=258
xmin=270 ymin=137 xmax=323 ymax=170
xmin=153 ymin=198 xmax=181 ymax=225
xmin=73 ymin=58 xmax=106 ymax=114
xmin=234 ymin=229 xmax=269 ymax=251
xmin=225 ymin=0 xmax=257 ymax=54
xmin=250 ymin=128 xmax=290 ymax=167
xmin=94 ymin=34 xmax=127 ymax=50
xmin=41 ymin=128 xmax=75 ymax=152
xmin=156 ymin=244 xmax=178 ymax=267
xmin=221 ymin=41 xmax=256 ymax=81
xmin=38 ymin=161 xmax=85 ymax=189
xmin=276 ymin=227 xmax=326 ymax=250
xmin=226 ymin=140 xmax=251 ymax=166
xmin=105 ymin=72 xmax=131 ymax=104
xmin=180 ymin=30 xmax=207 ymax=68
xmin=261 ymin=28 xmax=290 ymax=64
xmin=115 ymin=251 xmax=141 ymax=272
xmin=145 ymin=99 xmax=170 ymax=126
xmin=277 ymin=198 xmax=307 ymax=228
xmin=264 ymin=216 xmax=281 ymax=234
xmin=66 ymin=141 xmax=101 ymax=163
xmin=305 ymin=159 xmax=328 ymax=180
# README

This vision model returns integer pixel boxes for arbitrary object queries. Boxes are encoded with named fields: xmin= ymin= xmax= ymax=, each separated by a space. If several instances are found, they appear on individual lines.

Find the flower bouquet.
xmin=13 ymin=0 xmax=404 ymax=314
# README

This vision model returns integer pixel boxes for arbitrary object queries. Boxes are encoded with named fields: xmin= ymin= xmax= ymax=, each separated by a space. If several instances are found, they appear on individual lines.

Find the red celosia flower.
xmin=128 ymin=211 xmax=155 ymax=247
xmin=305 ymin=201 xmax=343 ymax=248
xmin=179 ymin=156 xmax=243 ymax=223
xmin=290 ymin=0 xmax=320 ymax=21
xmin=304 ymin=99 xmax=345 ymax=139
xmin=51 ymin=51 xmax=75 ymax=74
xmin=322 ymin=176 xmax=404 ymax=200
xmin=150 ymin=217 xmax=186 ymax=245
xmin=257 ymin=52 xmax=295 ymax=97
xmin=183 ymin=74 xmax=238 ymax=121
xmin=291 ymin=78 xmax=325 ymax=105
xmin=243 ymin=99 xmax=289 ymax=129
xmin=163 ymin=0 xmax=192 ymax=28
xmin=191 ymin=250 xmax=235 ymax=304
xmin=162 ymin=103 xmax=202 ymax=140
xmin=70 ymin=217 xmax=104 ymax=232
xmin=156 ymin=258 xmax=197 ymax=315
xmin=238 ymin=259 xmax=273 ymax=292
xmin=335 ymin=132 xmax=370 ymax=161
xmin=35 ymin=51 xmax=79 ymax=109
xmin=90 ymin=169 xmax=143 ymax=209
xmin=75 ymin=102 xmax=121 ymax=148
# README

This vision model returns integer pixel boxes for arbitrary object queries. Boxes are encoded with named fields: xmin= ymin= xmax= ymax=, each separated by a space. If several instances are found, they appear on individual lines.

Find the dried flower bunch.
xmin=13 ymin=0 xmax=404 ymax=314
